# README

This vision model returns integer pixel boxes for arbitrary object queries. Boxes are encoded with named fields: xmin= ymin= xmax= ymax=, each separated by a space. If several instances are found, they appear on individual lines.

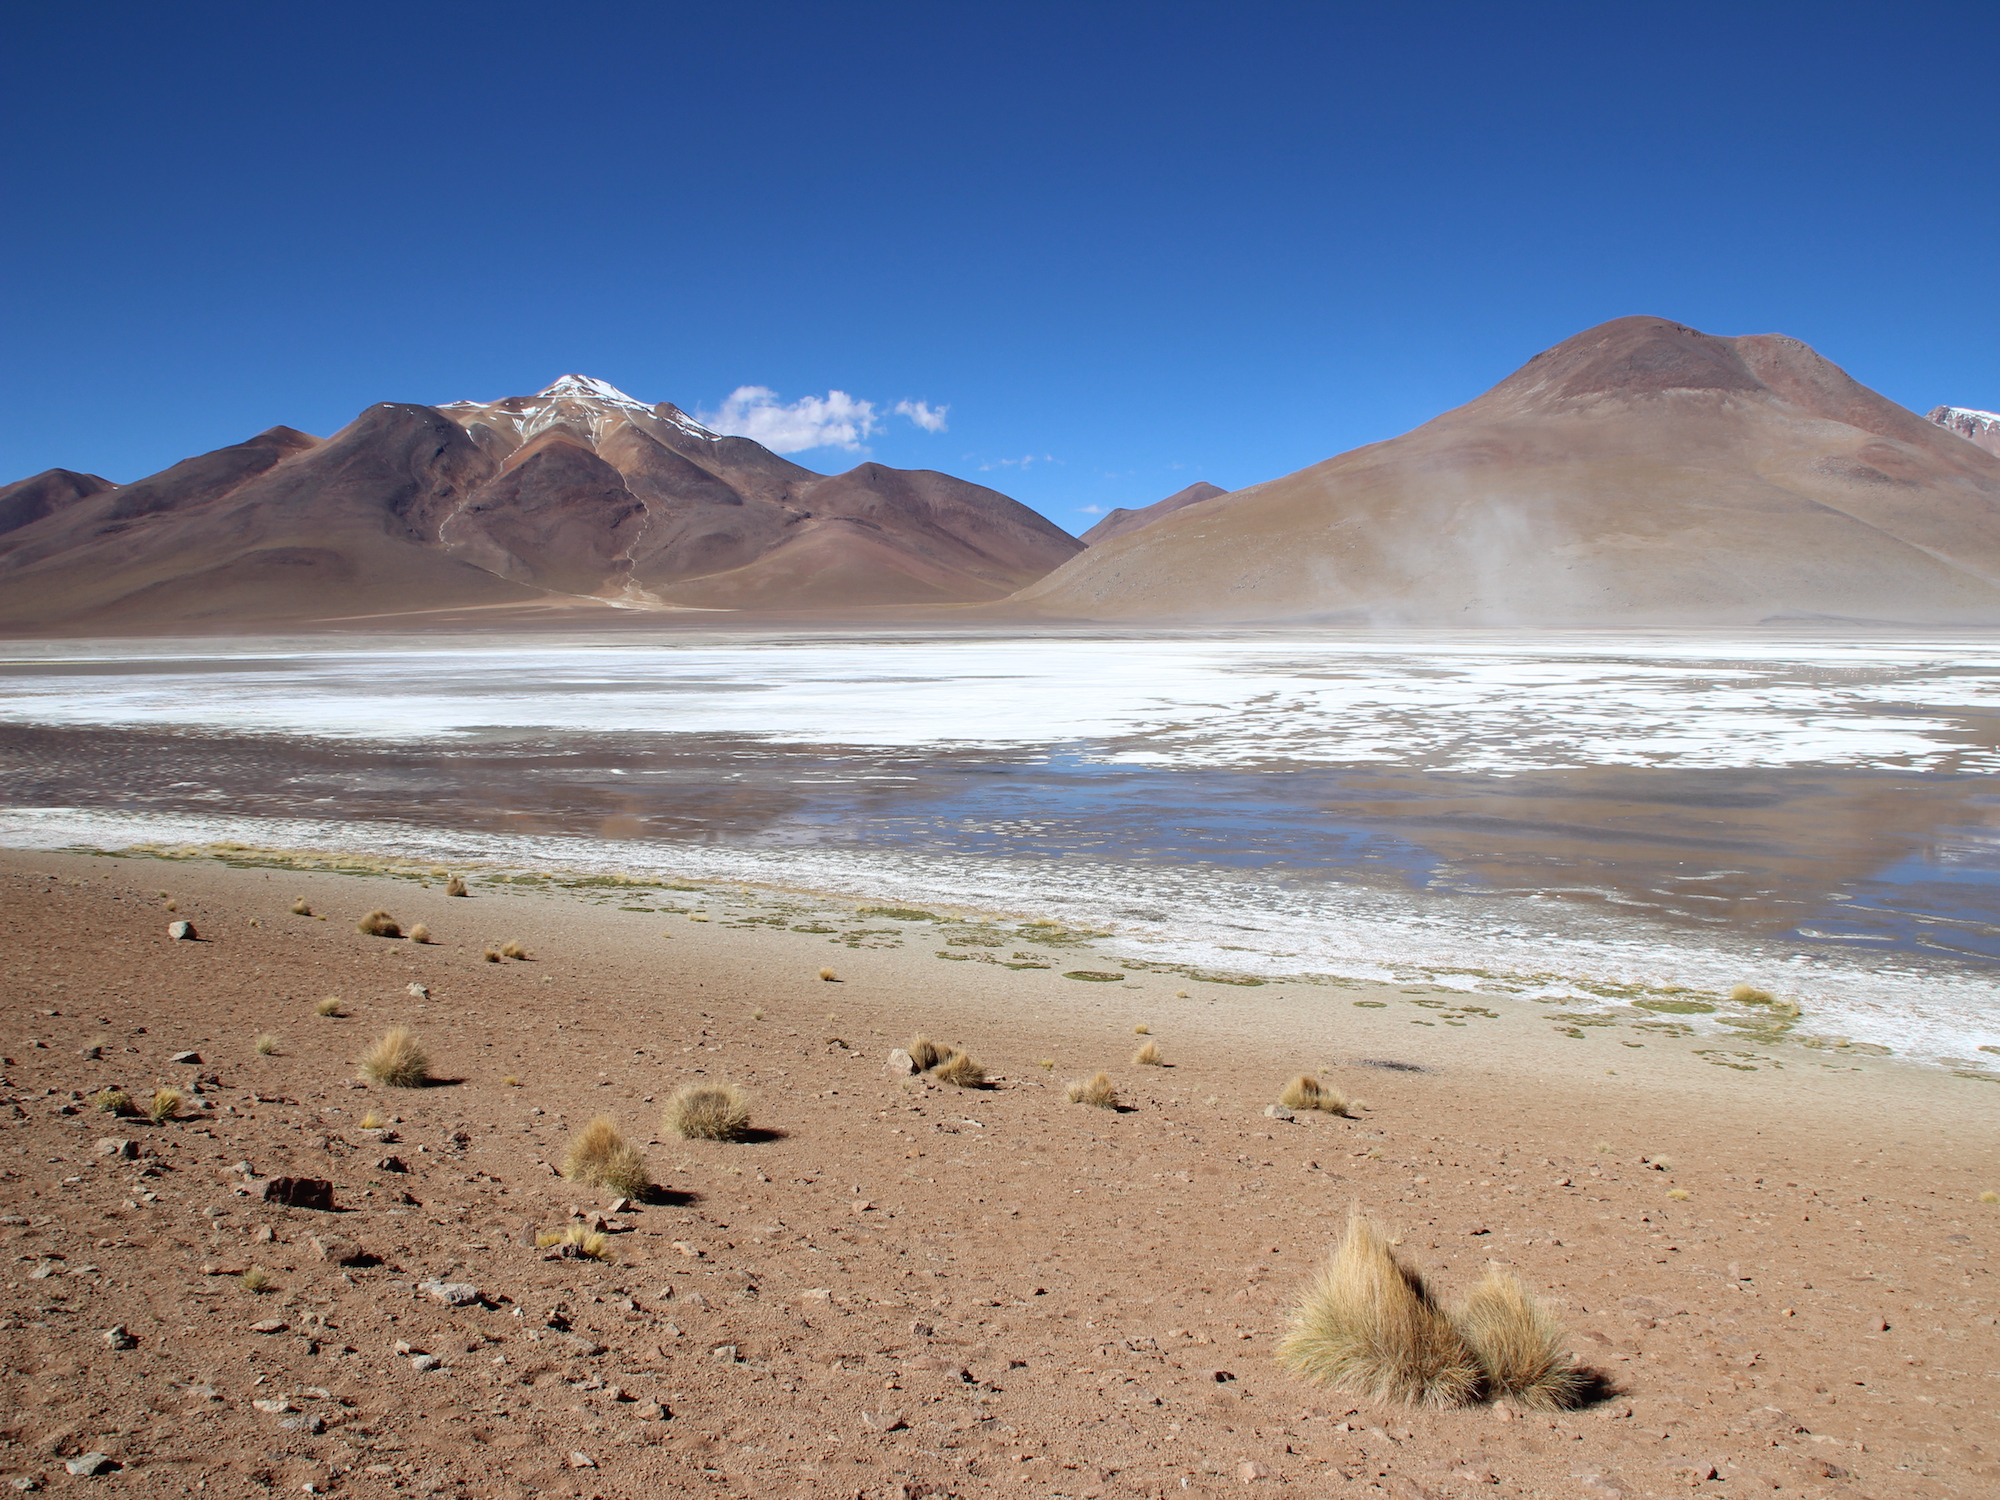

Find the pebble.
xmin=1238 ymin=1461 xmax=1271 ymax=1481
xmin=167 ymin=922 xmax=195 ymax=941
xmin=409 ymin=1353 xmax=442 ymax=1372
xmin=420 ymin=1281 xmax=480 ymax=1307
xmin=634 ymin=1400 xmax=666 ymax=1420
xmin=1262 ymin=1104 xmax=1295 ymax=1121
xmin=65 ymin=1455 xmax=113 ymax=1477
xmin=252 ymin=1398 xmax=296 ymax=1414
xmin=567 ymin=1452 xmax=596 ymax=1469
xmin=166 ymin=1050 xmax=201 ymax=1064
xmin=309 ymin=1235 xmax=367 ymax=1266
xmin=101 ymin=1326 xmax=136 ymax=1351
xmin=94 ymin=1138 xmax=136 ymax=1159
xmin=249 ymin=1319 xmax=288 ymax=1334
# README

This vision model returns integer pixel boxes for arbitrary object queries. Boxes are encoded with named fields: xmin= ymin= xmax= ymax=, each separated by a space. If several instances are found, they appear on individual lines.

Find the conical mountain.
xmin=1016 ymin=316 xmax=2000 ymax=625
xmin=0 ymin=377 xmax=1080 ymax=630
xmin=1078 ymin=481 xmax=1228 ymax=546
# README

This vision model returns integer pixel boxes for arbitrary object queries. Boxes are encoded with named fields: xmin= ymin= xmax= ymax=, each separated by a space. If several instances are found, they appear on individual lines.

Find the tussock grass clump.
xmin=360 ymin=1027 xmax=430 ymax=1088
xmin=290 ymin=898 xmax=311 ymax=916
xmin=1454 ymin=1265 xmax=1583 ymax=1409
xmin=536 ymin=1222 xmax=612 ymax=1259
xmin=359 ymin=1109 xmax=387 ymax=1130
xmin=445 ymin=876 xmax=468 ymax=897
xmin=562 ymin=1116 xmax=652 ymax=1197
xmin=1729 ymin=983 xmax=1774 ymax=1005
xmin=665 ymin=1082 xmax=751 ymax=1142
xmin=502 ymin=1075 xmax=520 ymax=1087
xmin=483 ymin=947 xmax=502 ymax=963
xmin=241 ymin=1266 xmax=272 ymax=1293
xmin=164 ymin=898 xmax=178 ymax=912
xmin=1276 ymin=1213 xmax=1482 ymax=1408
xmin=408 ymin=923 xmax=431 ymax=944
xmin=1066 ymin=1071 xmax=1119 ymax=1109
xmin=818 ymin=966 xmax=839 ymax=982
xmin=1133 ymin=1023 xmax=1151 ymax=1035
xmin=1666 ymin=1187 xmax=1691 ymax=1201
xmin=1279 ymin=1074 xmax=1351 ymax=1115
xmin=93 ymin=1087 xmax=130 ymax=1115
xmin=500 ymin=940 xmax=530 ymax=961
xmin=751 ymin=1008 xmax=765 ymax=1021
xmin=356 ymin=910 xmax=402 ymax=938
xmin=1981 ymin=1190 xmax=1999 ymax=1204
xmin=1133 ymin=1040 xmax=1164 ymax=1067
xmin=907 ymin=1035 xmax=948 ymax=1072
xmin=1037 ymin=1058 xmax=1055 ymax=1071
xmin=254 ymin=1034 xmax=278 ymax=1056
xmin=933 ymin=1051 xmax=987 ymax=1088
xmin=316 ymin=997 xmax=343 ymax=1017
xmin=148 ymin=1087 xmax=182 ymax=1124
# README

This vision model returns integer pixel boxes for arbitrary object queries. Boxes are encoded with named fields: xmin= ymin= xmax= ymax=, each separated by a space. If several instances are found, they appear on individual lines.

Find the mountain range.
xmin=5 ymin=322 xmax=2000 ymax=632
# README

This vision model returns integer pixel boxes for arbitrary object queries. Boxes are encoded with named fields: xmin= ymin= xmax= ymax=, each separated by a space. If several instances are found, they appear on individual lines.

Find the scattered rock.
xmin=281 ymin=1413 xmax=326 ymax=1434
xmin=438 ymin=1128 xmax=471 ymax=1152
xmin=884 ymin=1048 xmax=917 ymax=1076
xmin=800 ymin=1288 xmax=833 ymax=1303
xmin=710 ymin=1343 xmax=739 ymax=1362
xmin=861 ymin=1410 xmax=908 ymax=1432
xmin=309 ymin=1235 xmax=368 ymax=1266
xmin=252 ymin=1398 xmax=295 ymax=1414
xmin=634 ymin=1399 xmax=667 ymax=1421
xmin=409 ymin=1353 xmax=442 ymax=1372
xmin=1238 ymin=1460 xmax=1271 ymax=1481
xmin=375 ymin=1156 xmax=408 ymax=1173
xmin=101 ymin=1325 xmax=136 ymax=1351
xmin=258 ymin=1176 xmax=334 ymax=1210
xmin=1262 ymin=1104 xmax=1295 ymax=1121
xmin=1453 ymin=1468 xmax=1499 ymax=1485
xmin=166 ymin=1050 xmax=201 ymax=1064
xmin=568 ymin=1452 xmax=596 ymax=1470
xmin=406 ymin=983 xmax=429 ymax=999
xmin=94 ymin=1138 xmax=136 ymax=1160
xmin=65 ymin=1454 xmax=114 ymax=1477
xmin=420 ymin=1281 xmax=481 ymax=1307
xmin=671 ymin=1240 xmax=705 ymax=1258
xmin=561 ymin=1333 xmax=607 ymax=1357
xmin=167 ymin=921 xmax=195 ymax=941
xmin=249 ymin=1318 xmax=288 ymax=1334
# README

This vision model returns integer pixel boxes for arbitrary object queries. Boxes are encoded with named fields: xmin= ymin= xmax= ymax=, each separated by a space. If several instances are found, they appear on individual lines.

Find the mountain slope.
xmin=1079 ymin=481 xmax=1229 ymax=546
xmin=1015 ymin=317 xmax=2000 ymax=626
xmin=0 ymin=469 xmax=114 ymax=538
xmin=1931 ymin=405 xmax=2000 ymax=460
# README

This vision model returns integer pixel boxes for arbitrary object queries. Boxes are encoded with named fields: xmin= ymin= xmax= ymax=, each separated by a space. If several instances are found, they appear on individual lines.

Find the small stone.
xmin=78 ymin=1044 xmax=101 ymax=1060
xmin=561 ymin=1333 xmax=607 ymax=1357
xmin=167 ymin=1050 xmax=201 ymax=1064
xmin=1454 ymin=1469 xmax=1499 ymax=1485
xmin=671 ymin=1240 xmax=704 ymax=1258
xmin=249 ymin=1318 xmax=288 ymax=1334
xmin=309 ymin=1235 xmax=367 ymax=1266
xmin=252 ymin=1398 xmax=295 ymax=1413
xmin=375 ymin=1155 xmax=408 ymax=1173
xmin=281 ymin=1414 xmax=326 ymax=1434
xmin=420 ymin=1280 xmax=481 ymax=1307
xmin=800 ymin=1288 xmax=833 ymax=1303
xmin=65 ymin=1455 xmax=114 ymax=1477
xmin=567 ymin=1452 xmax=596 ymax=1469
xmin=409 ymin=1353 xmax=442 ymax=1372
xmin=251 ymin=1225 xmax=274 ymax=1243
xmin=850 ymin=1199 xmax=875 ymax=1214
xmin=102 ymin=1325 xmax=137 ymax=1351
xmin=406 ymin=983 xmax=429 ymax=999
xmin=95 ymin=1138 xmax=137 ymax=1160
xmin=860 ymin=1409 xmax=908 ymax=1432
xmin=884 ymin=1048 xmax=917 ymax=1076
xmin=1262 ymin=1104 xmax=1295 ymax=1121
xmin=606 ymin=1197 xmax=631 ymax=1213
xmin=11 ymin=1475 xmax=41 ymax=1491
xmin=1492 ymin=1403 xmax=1514 ymax=1422
xmin=258 ymin=1176 xmax=335 ymax=1210
xmin=1238 ymin=1460 xmax=1271 ymax=1481
xmin=168 ymin=922 xmax=195 ymax=941
xmin=711 ymin=1343 xmax=739 ymax=1362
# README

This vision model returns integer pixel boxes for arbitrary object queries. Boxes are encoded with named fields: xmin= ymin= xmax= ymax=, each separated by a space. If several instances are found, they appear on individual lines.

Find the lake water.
xmin=4 ymin=628 xmax=2000 ymax=1066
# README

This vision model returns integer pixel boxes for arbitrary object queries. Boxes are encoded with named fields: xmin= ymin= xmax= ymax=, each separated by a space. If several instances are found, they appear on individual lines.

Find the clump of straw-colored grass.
xmin=483 ymin=946 xmax=502 ymax=963
xmin=241 ymin=1266 xmax=273 ymax=1293
xmin=561 ymin=1116 xmax=652 ymax=1197
xmin=290 ymin=898 xmax=311 ymax=916
xmin=933 ymin=1051 xmax=987 ymax=1088
xmin=445 ymin=876 xmax=467 ymax=897
xmin=316 ymin=997 xmax=343 ymax=1017
xmin=818 ymin=966 xmax=839 ymax=982
xmin=1066 ymin=1071 xmax=1119 ymax=1109
xmin=359 ymin=1108 xmax=387 ymax=1130
xmin=253 ymin=1034 xmax=278 ymax=1056
xmin=356 ymin=910 xmax=402 ymax=938
xmin=500 ymin=940 xmax=530 ymax=961
xmin=408 ymin=923 xmax=431 ymax=944
xmin=1133 ymin=1023 xmax=1150 ymax=1035
xmin=1453 ymin=1265 xmax=1583 ymax=1410
xmin=360 ymin=1027 xmax=430 ymax=1088
xmin=1276 ymin=1213 xmax=1481 ymax=1408
xmin=907 ymin=1035 xmax=948 ymax=1072
xmin=536 ymin=1222 xmax=612 ymax=1260
xmin=1279 ymin=1074 xmax=1351 ymax=1115
xmin=1133 ymin=1040 xmax=1164 ymax=1067
xmin=1729 ymin=983 xmax=1774 ymax=1005
xmin=93 ymin=1087 xmax=130 ymax=1115
xmin=1667 ymin=1187 xmax=1691 ymax=1201
xmin=665 ymin=1082 xmax=751 ymax=1142
xmin=148 ymin=1087 xmax=182 ymax=1124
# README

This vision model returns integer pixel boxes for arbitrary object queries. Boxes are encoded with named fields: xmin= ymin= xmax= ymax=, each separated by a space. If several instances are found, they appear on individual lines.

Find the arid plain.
xmin=3 ymin=846 xmax=1997 ymax=1499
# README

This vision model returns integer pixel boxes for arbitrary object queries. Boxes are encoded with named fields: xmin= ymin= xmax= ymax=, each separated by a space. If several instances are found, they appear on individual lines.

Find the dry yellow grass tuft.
xmin=241 ymin=1266 xmax=272 ymax=1293
xmin=1667 ymin=1187 xmax=1691 ymax=1201
xmin=536 ymin=1222 xmax=612 ymax=1260
xmin=500 ymin=940 xmax=530 ymax=960
xmin=1454 ymin=1265 xmax=1584 ymax=1410
xmin=1133 ymin=1040 xmax=1165 ymax=1067
xmin=818 ymin=966 xmax=839 ymax=982
xmin=93 ymin=1087 xmax=130 ymax=1115
xmin=933 ymin=1051 xmax=988 ymax=1088
xmin=360 ymin=1109 xmax=387 ymax=1130
xmin=1037 ymin=1058 xmax=1055 ymax=1072
xmin=408 ymin=923 xmax=431 ymax=944
xmin=316 ymin=996 xmax=343 ymax=1017
xmin=445 ymin=875 xmax=468 ymax=897
xmin=1980 ymin=1190 xmax=1999 ymax=1205
xmin=360 ymin=1027 xmax=430 ymax=1088
xmin=907 ymin=1035 xmax=948 ymax=1072
xmin=1133 ymin=1023 xmax=1151 ymax=1035
xmin=1066 ymin=1071 xmax=1119 ymax=1109
xmin=1729 ymin=983 xmax=1775 ymax=1005
xmin=290 ymin=898 xmax=311 ymax=916
xmin=1276 ymin=1213 xmax=1482 ymax=1408
xmin=665 ymin=1082 xmax=752 ymax=1142
xmin=502 ymin=1075 xmax=520 ymax=1087
xmin=561 ymin=1116 xmax=652 ymax=1198
xmin=148 ymin=1086 xmax=182 ymax=1124
xmin=752 ymin=1008 xmax=765 ymax=1021
xmin=164 ymin=898 xmax=177 ymax=912
xmin=1279 ymin=1074 xmax=1351 ymax=1115
xmin=356 ymin=909 xmax=402 ymax=938
xmin=253 ymin=1034 xmax=278 ymax=1056
xmin=483 ymin=947 xmax=502 ymax=963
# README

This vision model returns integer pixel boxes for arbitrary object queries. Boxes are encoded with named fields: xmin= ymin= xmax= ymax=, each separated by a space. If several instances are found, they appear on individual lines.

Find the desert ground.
xmin=2 ymin=845 xmax=1997 ymax=1499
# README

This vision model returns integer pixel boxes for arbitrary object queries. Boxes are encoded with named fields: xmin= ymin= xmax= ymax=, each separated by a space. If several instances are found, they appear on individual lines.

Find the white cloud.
xmin=1078 ymin=504 xmax=1104 ymax=515
xmin=976 ymin=453 xmax=1060 ymax=472
xmin=893 ymin=399 xmax=949 ymax=433
xmin=698 ymin=386 xmax=879 ymax=453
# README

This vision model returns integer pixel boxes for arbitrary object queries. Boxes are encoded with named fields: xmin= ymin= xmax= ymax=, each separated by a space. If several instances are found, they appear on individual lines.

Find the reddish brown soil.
xmin=2 ymin=848 xmax=1997 ymax=1498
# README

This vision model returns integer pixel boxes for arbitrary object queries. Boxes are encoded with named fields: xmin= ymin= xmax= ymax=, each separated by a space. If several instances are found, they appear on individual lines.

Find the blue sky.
xmin=4 ymin=2 xmax=1995 ymax=532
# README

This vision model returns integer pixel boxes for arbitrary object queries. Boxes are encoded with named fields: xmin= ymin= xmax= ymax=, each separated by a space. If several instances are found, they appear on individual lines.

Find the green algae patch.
xmin=1353 ymin=1001 xmax=1388 ymax=1009
xmin=1634 ymin=999 xmax=1716 ymax=1015
xmin=859 ymin=906 xmax=938 ymax=922
xmin=1063 ymin=970 xmax=1126 ymax=982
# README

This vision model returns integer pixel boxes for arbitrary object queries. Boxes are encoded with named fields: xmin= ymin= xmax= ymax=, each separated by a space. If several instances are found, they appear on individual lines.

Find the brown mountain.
xmin=1015 ymin=317 xmax=2000 ymax=625
xmin=1930 ymin=406 xmax=2000 ymax=460
xmin=0 ymin=377 xmax=1080 ymax=630
xmin=1078 ymin=481 xmax=1229 ymax=546
xmin=0 ymin=468 xmax=114 ymax=537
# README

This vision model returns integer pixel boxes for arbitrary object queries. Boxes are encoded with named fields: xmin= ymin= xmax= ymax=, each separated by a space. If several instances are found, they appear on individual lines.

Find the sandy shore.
xmin=2 ymin=845 xmax=1997 ymax=1498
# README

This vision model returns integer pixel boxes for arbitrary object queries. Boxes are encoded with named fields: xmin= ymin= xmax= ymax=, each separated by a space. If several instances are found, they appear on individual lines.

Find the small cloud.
xmin=698 ymin=386 xmax=878 ymax=453
xmin=1078 ymin=504 xmax=1103 ymax=515
xmin=893 ymin=399 xmax=949 ymax=434
xmin=976 ymin=453 xmax=1060 ymax=472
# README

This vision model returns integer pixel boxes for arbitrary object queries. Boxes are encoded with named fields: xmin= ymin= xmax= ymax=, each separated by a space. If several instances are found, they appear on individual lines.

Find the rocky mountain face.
xmin=1930 ymin=405 xmax=2000 ymax=459
xmin=0 ymin=378 xmax=1081 ymax=630
xmin=1078 ymin=481 xmax=1229 ymax=546
xmin=1017 ymin=317 xmax=2000 ymax=626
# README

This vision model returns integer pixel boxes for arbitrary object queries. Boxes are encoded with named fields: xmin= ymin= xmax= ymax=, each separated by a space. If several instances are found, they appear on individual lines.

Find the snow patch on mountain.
xmin=1928 ymin=405 xmax=2000 ymax=458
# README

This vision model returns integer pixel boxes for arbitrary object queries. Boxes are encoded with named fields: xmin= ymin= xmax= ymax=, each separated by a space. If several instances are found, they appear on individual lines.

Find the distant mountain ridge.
xmin=0 ymin=377 xmax=1081 ymax=630
xmin=1017 ymin=317 xmax=2000 ymax=626
xmin=1930 ymin=405 xmax=2000 ymax=459
xmin=1079 ymin=481 xmax=1229 ymax=546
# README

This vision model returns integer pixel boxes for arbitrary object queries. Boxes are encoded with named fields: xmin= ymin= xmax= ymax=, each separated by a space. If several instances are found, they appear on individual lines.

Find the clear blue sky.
xmin=4 ymin=2 xmax=1995 ymax=532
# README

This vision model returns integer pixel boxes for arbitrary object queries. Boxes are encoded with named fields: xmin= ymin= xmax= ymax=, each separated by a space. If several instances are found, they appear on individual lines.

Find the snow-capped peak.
xmin=538 ymin=374 xmax=652 ymax=409
xmin=1927 ymin=406 xmax=2000 ymax=459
